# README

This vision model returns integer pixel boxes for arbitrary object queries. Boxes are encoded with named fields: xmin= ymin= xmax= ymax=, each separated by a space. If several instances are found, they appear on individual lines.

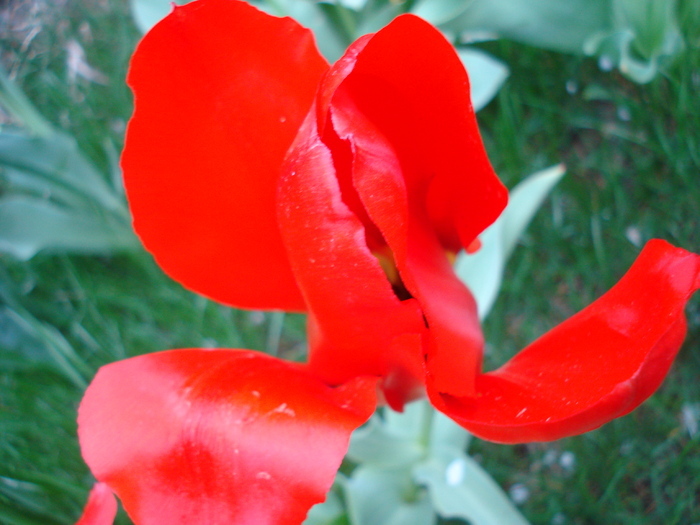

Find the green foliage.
xmin=344 ymin=466 xmax=436 ymax=525
xmin=458 ymin=49 xmax=509 ymax=112
xmin=584 ymin=0 xmax=683 ymax=83
xmin=340 ymin=401 xmax=529 ymax=525
xmin=0 ymin=59 xmax=137 ymax=260
xmin=439 ymin=0 xmax=684 ymax=83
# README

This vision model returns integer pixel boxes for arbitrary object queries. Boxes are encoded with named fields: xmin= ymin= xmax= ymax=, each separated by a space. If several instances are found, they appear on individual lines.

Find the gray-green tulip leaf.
xmin=343 ymin=466 xmax=436 ymax=525
xmin=459 ymin=48 xmax=509 ymax=112
xmin=455 ymin=164 xmax=566 ymax=319
xmin=414 ymin=449 xmax=529 ymax=525
xmin=0 ymin=196 xmax=136 ymax=260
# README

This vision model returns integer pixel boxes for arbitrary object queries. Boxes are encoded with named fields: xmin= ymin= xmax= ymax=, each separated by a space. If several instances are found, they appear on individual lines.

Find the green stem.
xmin=418 ymin=400 xmax=434 ymax=453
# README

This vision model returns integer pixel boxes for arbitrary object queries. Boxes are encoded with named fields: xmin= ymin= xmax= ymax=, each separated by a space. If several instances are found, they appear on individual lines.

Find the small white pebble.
xmin=559 ymin=451 xmax=576 ymax=471
xmin=599 ymin=55 xmax=615 ymax=71
xmin=551 ymin=512 xmax=566 ymax=525
xmin=619 ymin=440 xmax=634 ymax=456
xmin=625 ymin=226 xmax=642 ymax=247
xmin=681 ymin=403 xmax=700 ymax=437
xmin=617 ymin=106 xmax=631 ymax=121
xmin=248 ymin=311 xmax=265 ymax=326
xmin=543 ymin=450 xmax=557 ymax=466
xmin=509 ymin=483 xmax=530 ymax=505
xmin=201 ymin=338 xmax=217 ymax=349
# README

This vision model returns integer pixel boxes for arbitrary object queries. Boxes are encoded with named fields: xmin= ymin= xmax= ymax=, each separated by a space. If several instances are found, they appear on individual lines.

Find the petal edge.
xmin=431 ymin=240 xmax=700 ymax=443
xmin=78 ymin=349 xmax=377 ymax=524
xmin=123 ymin=0 xmax=329 ymax=311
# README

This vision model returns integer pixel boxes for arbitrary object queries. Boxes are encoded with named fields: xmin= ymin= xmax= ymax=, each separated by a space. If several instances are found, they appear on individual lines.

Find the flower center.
xmin=372 ymin=244 xmax=413 ymax=301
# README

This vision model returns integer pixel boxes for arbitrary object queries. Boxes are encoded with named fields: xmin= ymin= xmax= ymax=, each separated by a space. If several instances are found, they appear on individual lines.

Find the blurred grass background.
xmin=1 ymin=0 xmax=699 ymax=524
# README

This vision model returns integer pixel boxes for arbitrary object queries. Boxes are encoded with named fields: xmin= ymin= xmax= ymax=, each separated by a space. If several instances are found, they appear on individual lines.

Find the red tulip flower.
xmin=76 ymin=0 xmax=700 ymax=523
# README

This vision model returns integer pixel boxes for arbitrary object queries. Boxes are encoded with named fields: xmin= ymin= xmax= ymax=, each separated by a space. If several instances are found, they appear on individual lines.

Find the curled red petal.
xmin=430 ymin=240 xmax=700 ymax=443
xmin=78 ymin=349 xmax=377 ymax=524
xmin=278 ymin=112 xmax=427 ymax=408
xmin=325 ymin=15 xmax=501 ymax=397
xmin=122 ymin=0 xmax=329 ymax=310
xmin=326 ymin=14 xmax=507 ymax=252
xmin=75 ymin=483 xmax=117 ymax=525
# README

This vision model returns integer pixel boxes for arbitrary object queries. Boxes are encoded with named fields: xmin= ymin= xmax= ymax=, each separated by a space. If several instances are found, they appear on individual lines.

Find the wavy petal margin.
xmin=431 ymin=240 xmax=700 ymax=443
xmin=122 ymin=0 xmax=329 ymax=311
xmin=78 ymin=349 xmax=377 ymax=524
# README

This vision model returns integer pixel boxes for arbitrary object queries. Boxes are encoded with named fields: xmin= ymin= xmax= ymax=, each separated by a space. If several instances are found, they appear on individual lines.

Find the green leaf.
xmin=0 ymin=128 xmax=137 ymax=259
xmin=442 ymin=0 xmax=610 ymax=54
xmin=411 ymin=0 xmax=471 ymax=26
xmin=455 ymin=222 xmax=503 ymax=320
xmin=264 ymin=0 xmax=350 ymax=61
xmin=0 ymin=196 xmax=137 ymax=260
xmin=613 ymin=0 xmax=681 ymax=59
xmin=501 ymin=163 xmax=567 ymax=258
xmin=343 ymin=466 xmax=436 ymax=525
xmin=130 ymin=0 xmax=190 ymax=33
xmin=414 ymin=450 xmax=530 ymax=525
xmin=583 ymin=0 xmax=682 ymax=83
xmin=0 ymin=304 xmax=88 ymax=390
xmin=347 ymin=408 xmax=425 ymax=467
xmin=383 ymin=399 xmax=431 ymax=441
xmin=458 ymin=48 xmax=509 ymax=112
xmin=428 ymin=409 xmax=471 ymax=455
xmin=0 ymin=132 xmax=124 ymax=212
xmin=0 ymin=67 xmax=53 ymax=137
xmin=0 ymin=306 xmax=50 ymax=368
xmin=356 ymin=1 xmax=404 ymax=37
xmin=455 ymin=164 xmax=565 ymax=319
xmin=349 ymin=400 xmax=472 ymax=468
xmin=304 ymin=489 xmax=346 ymax=525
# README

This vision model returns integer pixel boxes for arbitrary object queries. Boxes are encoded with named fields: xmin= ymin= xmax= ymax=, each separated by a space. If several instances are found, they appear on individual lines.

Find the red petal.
xmin=430 ymin=240 xmax=700 ymax=443
xmin=278 ymin=113 xmax=427 ymax=409
xmin=75 ymin=483 xmax=117 ymax=525
xmin=326 ymin=15 xmax=502 ymax=397
xmin=78 ymin=349 xmax=377 ymax=524
xmin=327 ymin=14 xmax=507 ymax=252
xmin=122 ymin=0 xmax=329 ymax=310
